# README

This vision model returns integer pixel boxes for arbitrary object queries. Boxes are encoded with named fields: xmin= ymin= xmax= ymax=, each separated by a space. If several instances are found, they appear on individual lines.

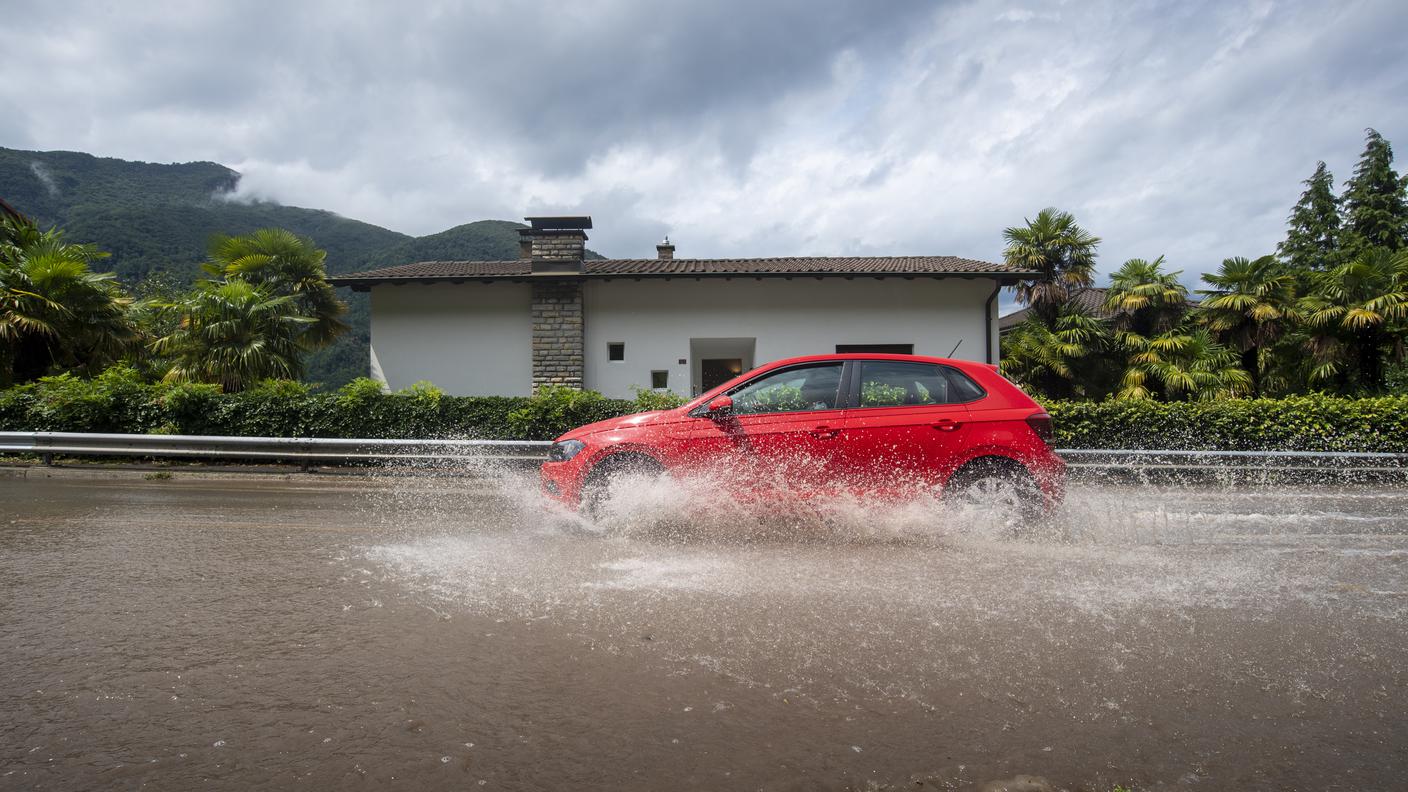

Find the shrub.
xmin=1047 ymin=394 xmax=1408 ymax=451
xmin=2 ymin=366 xmax=1406 ymax=450
xmin=506 ymin=385 xmax=632 ymax=440
xmin=630 ymin=387 xmax=687 ymax=412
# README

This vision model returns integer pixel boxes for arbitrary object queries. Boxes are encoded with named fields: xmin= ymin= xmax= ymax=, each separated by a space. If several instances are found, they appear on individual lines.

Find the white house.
xmin=329 ymin=216 xmax=1036 ymax=398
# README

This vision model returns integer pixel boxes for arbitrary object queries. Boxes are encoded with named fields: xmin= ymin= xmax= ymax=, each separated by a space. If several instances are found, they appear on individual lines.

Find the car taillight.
xmin=1025 ymin=412 xmax=1055 ymax=445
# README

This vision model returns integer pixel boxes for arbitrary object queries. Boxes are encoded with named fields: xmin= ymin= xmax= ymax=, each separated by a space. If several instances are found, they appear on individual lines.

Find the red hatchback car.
xmin=540 ymin=354 xmax=1064 ymax=522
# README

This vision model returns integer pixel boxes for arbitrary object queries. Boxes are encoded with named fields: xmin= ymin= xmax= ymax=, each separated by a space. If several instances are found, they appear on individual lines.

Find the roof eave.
xmin=329 ymin=270 xmax=1038 ymax=290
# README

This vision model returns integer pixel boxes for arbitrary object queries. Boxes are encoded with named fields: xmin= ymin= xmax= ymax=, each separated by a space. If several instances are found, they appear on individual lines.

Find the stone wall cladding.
xmin=531 ymin=279 xmax=585 ymax=390
xmin=530 ymin=235 xmax=586 ymax=263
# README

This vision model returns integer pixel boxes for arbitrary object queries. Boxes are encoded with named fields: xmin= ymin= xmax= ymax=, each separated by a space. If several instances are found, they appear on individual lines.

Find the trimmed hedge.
xmin=2 ymin=368 xmax=1406 ymax=450
xmin=0 ymin=370 xmax=639 ymax=441
xmin=1047 ymin=395 xmax=1408 ymax=452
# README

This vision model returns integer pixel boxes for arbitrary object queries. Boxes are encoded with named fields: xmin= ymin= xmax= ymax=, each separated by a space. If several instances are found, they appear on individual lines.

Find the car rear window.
xmin=944 ymin=367 xmax=986 ymax=402
xmin=855 ymin=361 xmax=985 ymax=407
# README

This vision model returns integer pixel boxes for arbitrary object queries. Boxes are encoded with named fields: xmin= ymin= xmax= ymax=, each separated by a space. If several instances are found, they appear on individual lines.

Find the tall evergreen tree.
xmin=1277 ymin=162 xmax=1341 ymax=272
xmin=1342 ymin=129 xmax=1408 ymax=257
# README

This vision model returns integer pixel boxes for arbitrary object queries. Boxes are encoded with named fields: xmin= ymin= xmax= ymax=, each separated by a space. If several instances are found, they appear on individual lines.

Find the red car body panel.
xmin=540 ymin=353 xmax=1065 ymax=511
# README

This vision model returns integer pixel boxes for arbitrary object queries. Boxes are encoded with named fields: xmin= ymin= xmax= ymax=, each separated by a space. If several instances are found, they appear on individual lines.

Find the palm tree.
xmin=205 ymin=229 xmax=347 ymax=349
xmin=151 ymin=279 xmax=313 ymax=392
xmin=0 ymin=215 xmax=135 ymax=385
xmin=1115 ymin=325 xmax=1251 ymax=401
xmin=1198 ymin=255 xmax=1299 ymax=395
xmin=1300 ymin=248 xmax=1408 ymax=391
xmin=1000 ymin=306 xmax=1109 ymax=399
xmin=1003 ymin=208 xmax=1101 ymax=326
xmin=1105 ymin=256 xmax=1188 ymax=337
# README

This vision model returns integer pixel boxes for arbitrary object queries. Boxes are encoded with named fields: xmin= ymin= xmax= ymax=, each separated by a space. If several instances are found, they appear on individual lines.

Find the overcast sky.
xmin=3 ymin=0 xmax=1406 ymax=294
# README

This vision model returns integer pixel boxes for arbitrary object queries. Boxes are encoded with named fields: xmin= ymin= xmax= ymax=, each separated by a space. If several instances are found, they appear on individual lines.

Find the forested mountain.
xmin=0 ymin=146 xmax=557 ymax=385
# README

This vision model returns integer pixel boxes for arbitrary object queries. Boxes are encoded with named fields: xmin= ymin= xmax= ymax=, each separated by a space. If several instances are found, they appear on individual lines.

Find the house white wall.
xmin=369 ymin=282 xmax=533 ymax=395
xmin=583 ymin=277 xmax=998 ymax=398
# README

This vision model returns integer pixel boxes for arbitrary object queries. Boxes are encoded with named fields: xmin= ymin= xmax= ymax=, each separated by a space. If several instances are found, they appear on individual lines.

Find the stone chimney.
xmin=656 ymin=236 xmax=675 ymax=260
xmin=522 ymin=215 xmax=591 ymax=274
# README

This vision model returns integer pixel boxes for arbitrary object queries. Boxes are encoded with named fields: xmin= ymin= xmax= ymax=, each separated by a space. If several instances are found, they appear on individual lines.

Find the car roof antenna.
xmin=947 ymin=339 xmax=963 ymax=358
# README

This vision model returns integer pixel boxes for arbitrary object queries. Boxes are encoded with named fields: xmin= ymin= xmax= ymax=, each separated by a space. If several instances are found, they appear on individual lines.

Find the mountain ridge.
xmin=0 ymin=146 xmax=582 ymax=385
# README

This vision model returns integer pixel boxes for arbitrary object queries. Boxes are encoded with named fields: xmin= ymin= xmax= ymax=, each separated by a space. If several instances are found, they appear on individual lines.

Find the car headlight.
xmin=548 ymin=439 xmax=586 ymax=462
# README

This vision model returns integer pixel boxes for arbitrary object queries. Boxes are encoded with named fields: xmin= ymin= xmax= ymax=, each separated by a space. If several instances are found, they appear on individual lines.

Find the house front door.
xmin=700 ymin=358 xmax=743 ymax=392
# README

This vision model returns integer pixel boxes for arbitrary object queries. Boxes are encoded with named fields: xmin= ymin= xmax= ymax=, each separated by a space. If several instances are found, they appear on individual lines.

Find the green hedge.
xmin=2 ymin=369 xmax=1405 ymax=450
xmin=1047 ymin=395 xmax=1408 ymax=452
xmin=0 ymin=370 xmax=642 ymax=441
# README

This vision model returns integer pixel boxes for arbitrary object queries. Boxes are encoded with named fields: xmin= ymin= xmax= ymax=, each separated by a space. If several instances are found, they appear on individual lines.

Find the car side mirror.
xmin=705 ymin=394 xmax=733 ymax=417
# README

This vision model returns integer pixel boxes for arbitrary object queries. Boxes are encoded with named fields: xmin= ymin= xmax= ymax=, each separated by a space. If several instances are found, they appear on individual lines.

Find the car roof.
xmin=758 ymin=353 xmax=993 ymax=371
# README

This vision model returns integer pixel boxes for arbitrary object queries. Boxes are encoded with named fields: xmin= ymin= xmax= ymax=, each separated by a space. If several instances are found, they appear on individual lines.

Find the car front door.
xmin=681 ymin=362 xmax=846 ymax=495
xmin=837 ymin=360 xmax=976 ymax=496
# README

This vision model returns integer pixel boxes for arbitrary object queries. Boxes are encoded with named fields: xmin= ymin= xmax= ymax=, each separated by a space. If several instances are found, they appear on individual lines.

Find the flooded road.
xmin=2 ymin=471 xmax=1406 ymax=791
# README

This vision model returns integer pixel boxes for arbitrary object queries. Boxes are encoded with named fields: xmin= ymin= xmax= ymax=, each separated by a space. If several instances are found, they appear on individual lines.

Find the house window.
xmin=608 ymin=342 xmax=625 ymax=361
xmin=835 ymin=343 xmax=914 ymax=355
xmin=650 ymin=370 xmax=669 ymax=389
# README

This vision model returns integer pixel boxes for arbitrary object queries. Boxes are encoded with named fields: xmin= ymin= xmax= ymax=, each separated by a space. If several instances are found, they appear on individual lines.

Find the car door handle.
xmin=932 ymin=418 xmax=961 ymax=431
xmin=810 ymin=425 xmax=841 ymax=439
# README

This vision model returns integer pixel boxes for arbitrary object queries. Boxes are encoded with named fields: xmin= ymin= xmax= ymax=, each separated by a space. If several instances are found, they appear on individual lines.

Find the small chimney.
xmin=656 ymin=235 xmax=675 ymax=260
xmin=518 ymin=231 xmax=532 ymax=260
xmin=523 ymin=215 xmax=591 ymax=274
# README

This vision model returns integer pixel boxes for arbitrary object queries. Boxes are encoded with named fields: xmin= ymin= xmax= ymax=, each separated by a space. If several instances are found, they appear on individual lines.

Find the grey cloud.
xmin=1 ymin=0 xmax=1406 ymax=292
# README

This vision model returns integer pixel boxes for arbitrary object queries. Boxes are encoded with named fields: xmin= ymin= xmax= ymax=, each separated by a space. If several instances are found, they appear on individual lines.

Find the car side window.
xmin=729 ymin=364 xmax=843 ymax=415
xmin=856 ymin=361 xmax=957 ymax=407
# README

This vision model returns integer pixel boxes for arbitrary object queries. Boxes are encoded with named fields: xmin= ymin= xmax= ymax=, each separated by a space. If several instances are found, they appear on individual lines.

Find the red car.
xmin=540 ymin=353 xmax=1064 ymax=523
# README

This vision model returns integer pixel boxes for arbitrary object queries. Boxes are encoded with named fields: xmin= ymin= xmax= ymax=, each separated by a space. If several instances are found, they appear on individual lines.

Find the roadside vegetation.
xmin=1002 ymin=129 xmax=1408 ymax=400
xmin=2 ymin=129 xmax=1406 ymax=450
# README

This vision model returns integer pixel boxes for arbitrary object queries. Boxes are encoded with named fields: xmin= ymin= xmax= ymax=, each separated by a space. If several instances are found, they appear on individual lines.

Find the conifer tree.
xmin=1341 ymin=129 xmax=1408 ymax=257
xmin=1277 ymin=162 xmax=1340 ymax=272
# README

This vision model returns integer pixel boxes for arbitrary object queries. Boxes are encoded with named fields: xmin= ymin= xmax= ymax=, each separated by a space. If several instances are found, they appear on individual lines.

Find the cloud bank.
xmin=3 ymin=0 xmax=1406 ymax=292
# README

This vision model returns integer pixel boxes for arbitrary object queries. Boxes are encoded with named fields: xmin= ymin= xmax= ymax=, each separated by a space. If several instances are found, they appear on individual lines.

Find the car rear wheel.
xmin=944 ymin=458 xmax=1044 ymax=534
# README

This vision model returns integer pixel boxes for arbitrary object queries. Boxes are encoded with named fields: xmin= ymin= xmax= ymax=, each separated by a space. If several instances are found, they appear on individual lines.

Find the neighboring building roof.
xmin=330 ymin=256 xmax=1036 ymax=290
xmin=998 ymin=287 xmax=1117 ymax=332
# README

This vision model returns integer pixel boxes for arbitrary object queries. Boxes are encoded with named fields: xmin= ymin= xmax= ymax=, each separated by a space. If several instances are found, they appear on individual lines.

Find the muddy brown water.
xmin=1 ymin=471 xmax=1406 ymax=791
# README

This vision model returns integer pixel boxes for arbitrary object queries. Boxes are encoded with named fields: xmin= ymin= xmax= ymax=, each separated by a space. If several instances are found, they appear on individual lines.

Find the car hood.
xmin=555 ymin=409 xmax=683 ymax=441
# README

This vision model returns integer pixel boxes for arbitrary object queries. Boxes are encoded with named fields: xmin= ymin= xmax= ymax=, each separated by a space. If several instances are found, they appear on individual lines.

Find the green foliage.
xmin=860 ymin=381 xmax=908 ymax=407
xmin=1003 ymin=208 xmax=1101 ymax=326
xmin=1106 ymin=256 xmax=1188 ymax=336
xmin=1002 ymin=306 xmax=1111 ymax=399
xmin=1278 ymin=161 xmax=1341 ymax=272
xmin=630 ymin=386 xmax=687 ymax=412
xmin=152 ymin=279 xmax=313 ymax=391
xmin=2 ymin=367 xmax=1406 ymax=452
xmin=1048 ymin=394 xmax=1408 ymax=452
xmin=1341 ymin=129 xmax=1408 ymax=258
xmin=506 ymin=385 xmax=631 ymax=439
xmin=1 ymin=214 xmax=137 ymax=385
xmin=737 ymin=383 xmax=807 ymax=413
xmin=205 ymin=228 xmax=348 ymax=349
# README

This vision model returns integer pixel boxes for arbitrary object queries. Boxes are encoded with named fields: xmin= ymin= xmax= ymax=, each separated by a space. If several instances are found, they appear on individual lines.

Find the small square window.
xmin=608 ymin=342 xmax=625 ymax=361
xmin=650 ymin=370 xmax=669 ymax=389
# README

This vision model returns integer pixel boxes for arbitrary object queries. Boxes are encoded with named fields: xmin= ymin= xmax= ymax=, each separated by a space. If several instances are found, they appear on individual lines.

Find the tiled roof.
xmin=329 ymin=256 xmax=1034 ymax=288
xmin=999 ymin=287 xmax=1117 ymax=331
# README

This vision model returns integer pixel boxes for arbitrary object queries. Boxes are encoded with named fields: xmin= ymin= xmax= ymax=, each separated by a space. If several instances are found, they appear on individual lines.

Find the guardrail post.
xmin=41 ymin=452 xmax=53 ymax=466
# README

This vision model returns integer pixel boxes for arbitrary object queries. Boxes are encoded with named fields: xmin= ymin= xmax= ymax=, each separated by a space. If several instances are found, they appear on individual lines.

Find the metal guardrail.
xmin=0 ymin=431 xmax=550 ymax=464
xmin=1 ymin=432 xmax=1406 ymax=471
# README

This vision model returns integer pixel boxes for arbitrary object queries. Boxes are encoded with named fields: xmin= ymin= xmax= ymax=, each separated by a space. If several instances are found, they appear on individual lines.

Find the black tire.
xmin=580 ymin=453 xmax=664 ymax=521
xmin=944 ymin=458 xmax=1044 ymax=534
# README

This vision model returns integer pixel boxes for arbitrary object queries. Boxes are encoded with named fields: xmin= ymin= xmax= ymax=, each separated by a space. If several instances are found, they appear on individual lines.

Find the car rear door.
xmin=681 ymin=362 xmax=846 ymax=494
xmin=837 ymin=360 xmax=977 ymax=495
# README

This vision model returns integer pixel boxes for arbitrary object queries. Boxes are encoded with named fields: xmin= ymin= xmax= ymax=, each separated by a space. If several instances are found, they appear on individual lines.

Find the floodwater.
xmin=1 ymin=469 xmax=1406 ymax=791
